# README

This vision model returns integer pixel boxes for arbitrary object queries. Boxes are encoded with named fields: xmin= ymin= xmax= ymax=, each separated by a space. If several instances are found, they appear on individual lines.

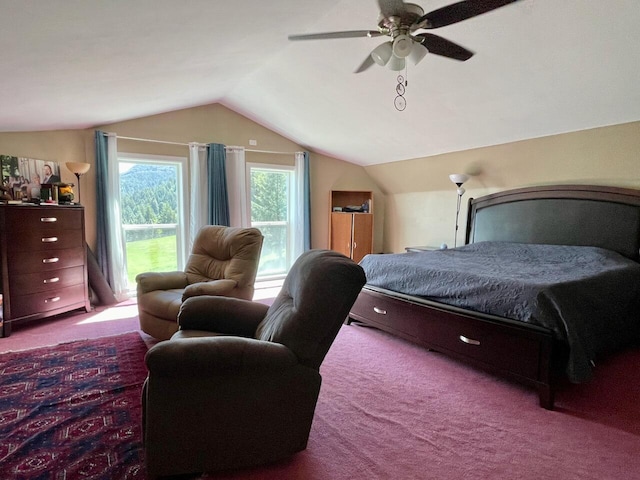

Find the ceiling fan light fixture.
xmin=387 ymin=54 xmax=405 ymax=71
xmin=370 ymin=41 xmax=392 ymax=66
xmin=409 ymin=42 xmax=428 ymax=65
xmin=392 ymin=34 xmax=413 ymax=58
xmin=288 ymin=0 xmax=522 ymax=73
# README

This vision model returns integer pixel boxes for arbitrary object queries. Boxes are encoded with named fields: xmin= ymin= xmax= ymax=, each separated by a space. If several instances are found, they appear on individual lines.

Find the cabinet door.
xmin=351 ymin=214 xmax=373 ymax=263
xmin=330 ymin=213 xmax=353 ymax=258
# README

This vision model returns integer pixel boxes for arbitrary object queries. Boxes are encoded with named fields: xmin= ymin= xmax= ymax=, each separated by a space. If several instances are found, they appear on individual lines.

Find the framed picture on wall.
xmin=0 ymin=155 xmax=61 ymax=202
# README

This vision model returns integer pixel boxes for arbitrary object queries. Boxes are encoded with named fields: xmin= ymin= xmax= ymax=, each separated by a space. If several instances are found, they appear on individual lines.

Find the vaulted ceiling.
xmin=2 ymin=0 xmax=639 ymax=166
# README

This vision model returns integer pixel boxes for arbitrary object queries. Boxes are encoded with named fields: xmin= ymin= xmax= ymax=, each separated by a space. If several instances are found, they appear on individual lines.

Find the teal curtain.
xmin=207 ymin=143 xmax=230 ymax=226
xmin=94 ymin=130 xmax=111 ymax=284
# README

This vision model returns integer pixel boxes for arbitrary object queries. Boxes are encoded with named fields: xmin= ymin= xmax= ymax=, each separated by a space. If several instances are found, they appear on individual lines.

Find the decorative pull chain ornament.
xmin=394 ymin=75 xmax=407 ymax=111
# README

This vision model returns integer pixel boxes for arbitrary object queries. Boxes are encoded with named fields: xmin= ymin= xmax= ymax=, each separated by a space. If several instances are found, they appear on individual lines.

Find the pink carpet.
xmin=211 ymin=325 xmax=640 ymax=480
xmin=1 ymin=304 xmax=639 ymax=479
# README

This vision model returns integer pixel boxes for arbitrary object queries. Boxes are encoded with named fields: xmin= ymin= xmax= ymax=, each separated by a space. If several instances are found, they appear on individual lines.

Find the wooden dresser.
xmin=0 ymin=204 xmax=90 ymax=337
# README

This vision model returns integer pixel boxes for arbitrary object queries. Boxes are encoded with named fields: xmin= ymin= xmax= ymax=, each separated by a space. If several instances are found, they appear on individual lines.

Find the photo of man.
xmin=42 ymin=164 xmax=61 ymax=184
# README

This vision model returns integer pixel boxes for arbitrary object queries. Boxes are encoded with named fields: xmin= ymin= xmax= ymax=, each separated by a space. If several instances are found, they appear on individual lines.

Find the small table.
xmin=404 ymin=246 xmax=441 ymax=252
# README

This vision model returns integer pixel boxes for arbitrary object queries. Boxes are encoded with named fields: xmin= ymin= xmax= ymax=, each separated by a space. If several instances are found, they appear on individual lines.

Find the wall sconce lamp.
xmin=449 ymin=173 xmax=470 ymax=247
xmin=65 ymin=162 xmax=91 ymax=204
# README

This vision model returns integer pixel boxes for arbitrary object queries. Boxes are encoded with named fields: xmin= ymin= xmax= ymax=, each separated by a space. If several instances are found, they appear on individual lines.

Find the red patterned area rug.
xmin=0 ymin=332 xmax=148 ymax=480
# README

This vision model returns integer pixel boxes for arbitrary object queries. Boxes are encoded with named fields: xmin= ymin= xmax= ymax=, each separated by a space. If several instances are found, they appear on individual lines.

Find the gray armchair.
xmin=142 ymin=249 xmax=366 ymax=479
xmin=136 ymin=225 xmax=263 ymax=340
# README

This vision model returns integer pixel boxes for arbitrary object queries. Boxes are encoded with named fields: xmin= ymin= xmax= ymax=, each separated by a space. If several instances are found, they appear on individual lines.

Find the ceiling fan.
xmin=288 ymin=0 xmax=521 ymax=73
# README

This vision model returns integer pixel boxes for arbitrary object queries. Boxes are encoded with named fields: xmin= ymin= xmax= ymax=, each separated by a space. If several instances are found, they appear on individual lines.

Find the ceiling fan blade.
xmin=415 ymin=0 xmax=520 ymax=29
xmin=378 ymin=0 xmax=407 ymax=17
xmin=288 ymin=30 xmax=382 ymax=41
xmin=354 ymin=55 xmax=376 ymax=74
xmin=415 ymin=33 xmax=474 ymax=61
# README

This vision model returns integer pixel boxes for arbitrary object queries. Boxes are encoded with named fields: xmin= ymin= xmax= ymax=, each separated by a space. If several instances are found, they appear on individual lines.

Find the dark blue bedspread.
xmin=359 ymin=242 xmax=640 ymax=382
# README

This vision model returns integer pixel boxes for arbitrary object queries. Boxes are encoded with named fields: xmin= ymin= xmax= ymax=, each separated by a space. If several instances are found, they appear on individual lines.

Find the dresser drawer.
xmin=7 ymin=229 xmax=83 ymax=253
xmin=9 ymin=284 xmax=87 ymax=318
xmin=3 ymin=207 xmax=82 ymax=231
xmin=10 ymin=266 xmax=85 ymax=295
xmin=8 ymin=247 xmax=86 ymax=274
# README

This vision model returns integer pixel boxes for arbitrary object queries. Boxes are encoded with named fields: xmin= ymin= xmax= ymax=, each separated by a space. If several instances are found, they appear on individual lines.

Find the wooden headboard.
xmin=465 ymin=185 xmax=640 ymax=261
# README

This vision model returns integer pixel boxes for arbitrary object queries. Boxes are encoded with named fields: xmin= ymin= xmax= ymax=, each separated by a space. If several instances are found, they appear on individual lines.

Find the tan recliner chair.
xmin=136 ymin=225 xmax=263 ymax=341
xmin=142 ymin=249 xmax=366 ymax=479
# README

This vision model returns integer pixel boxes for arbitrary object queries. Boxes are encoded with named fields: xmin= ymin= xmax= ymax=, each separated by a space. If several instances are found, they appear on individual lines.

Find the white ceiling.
xmin=1 ymin=0 xmax=639 ymax=166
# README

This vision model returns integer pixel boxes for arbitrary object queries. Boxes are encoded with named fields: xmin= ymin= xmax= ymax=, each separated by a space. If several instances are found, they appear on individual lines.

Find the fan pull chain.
xmin=394 ymin=69 xmax=407 ymax=111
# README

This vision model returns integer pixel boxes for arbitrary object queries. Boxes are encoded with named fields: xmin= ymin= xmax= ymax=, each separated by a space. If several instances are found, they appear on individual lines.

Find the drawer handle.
xmin=42 ymin=236 xmax=58 ymax=243
xmin=45 ymin=296 xmax=61 ymax=304
xmin=459 ymin=335 xmax=481 ymax=346
xmin=373 ymin=306 xmax=387 ymax=315
xmin=42 ymin=257 xmax=60 ymax=264
xmin=40 ymin=217 xmax=58 ymax=223
xmin=44 ymin=277 xmax=60 ymax=284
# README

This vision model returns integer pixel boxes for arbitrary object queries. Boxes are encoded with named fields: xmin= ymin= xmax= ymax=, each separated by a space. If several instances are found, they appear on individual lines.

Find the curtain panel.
xmin=188 ymin=143 xmax=208 ymax=251
xmin=225 ymin=146 xmax=249 ymax=228
xmin=294 ymin=151 xmax=311 ymax=255
xmin=94 ymin=131 xmax=128 ymax=300
xmin=207 ymin=143 xmax=230 ymax=226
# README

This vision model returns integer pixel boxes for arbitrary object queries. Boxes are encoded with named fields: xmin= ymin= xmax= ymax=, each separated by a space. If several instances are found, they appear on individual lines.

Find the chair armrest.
xmin=178 ymin=296 xmax=269 ymax=337
xmin=145 ymin=336 xmax=297 ymax=377
xmin=182 ymin=279 xmax=237 ymax=300
xmin=136 ymin=271 xmax=188 ymax=293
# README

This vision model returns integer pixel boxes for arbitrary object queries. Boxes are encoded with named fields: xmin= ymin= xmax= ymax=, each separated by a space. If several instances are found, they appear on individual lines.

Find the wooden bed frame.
xmin=347 ymin=184 xmax=640 ymax=409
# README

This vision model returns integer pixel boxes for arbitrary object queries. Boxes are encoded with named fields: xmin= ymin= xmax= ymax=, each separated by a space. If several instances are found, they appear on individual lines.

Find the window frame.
xmin=246 ymin=161 xmax=297 ymax=280
xmin=117 ymin=152 xmax=189 ymax=282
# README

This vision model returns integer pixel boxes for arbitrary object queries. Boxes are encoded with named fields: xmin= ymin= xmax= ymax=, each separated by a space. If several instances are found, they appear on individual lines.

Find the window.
xmin=118 ymin=153 xmax=188 ymax=292
xmin=248 ymin=163 xmax=296 ymax=280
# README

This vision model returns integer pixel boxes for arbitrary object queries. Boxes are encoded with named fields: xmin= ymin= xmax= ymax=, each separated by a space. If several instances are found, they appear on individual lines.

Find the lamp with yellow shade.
xmin=65 ymin=162 xmax=91 ymax=204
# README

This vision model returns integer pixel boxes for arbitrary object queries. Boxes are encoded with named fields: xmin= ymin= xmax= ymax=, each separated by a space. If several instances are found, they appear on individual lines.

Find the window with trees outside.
xmin=249 ymin=163 xmax=296 ymax=280
xmin=117 ymin=155 xmax=295 ymax=290
xmin=118 ymin=154 xmax=188 ymax=292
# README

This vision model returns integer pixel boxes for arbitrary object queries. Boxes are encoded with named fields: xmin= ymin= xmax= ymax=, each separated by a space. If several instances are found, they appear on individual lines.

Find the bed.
xmin=347 ymin=184 xmax=640 ymax=409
